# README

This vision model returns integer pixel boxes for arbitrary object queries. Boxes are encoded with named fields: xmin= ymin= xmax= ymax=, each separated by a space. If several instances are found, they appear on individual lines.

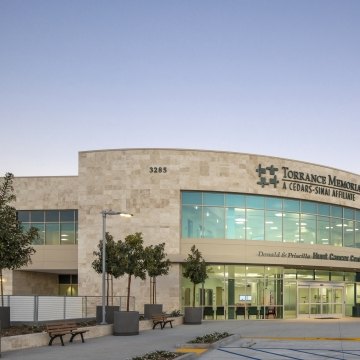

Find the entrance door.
xmin=297 ymin=282 xmax=344 ymax=318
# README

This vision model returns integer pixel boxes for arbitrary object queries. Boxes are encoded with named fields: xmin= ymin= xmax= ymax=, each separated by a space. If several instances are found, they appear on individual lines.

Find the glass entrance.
xmin=298 ymin=282 xmax=344 ymax=318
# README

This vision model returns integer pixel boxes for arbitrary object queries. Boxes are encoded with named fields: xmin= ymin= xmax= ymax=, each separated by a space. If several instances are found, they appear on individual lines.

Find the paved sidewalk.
xmin=3 ymin=318 xmax=360 ymax=359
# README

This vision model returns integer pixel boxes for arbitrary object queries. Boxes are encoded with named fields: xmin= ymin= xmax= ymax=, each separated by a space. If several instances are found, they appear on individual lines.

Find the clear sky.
xmin=1 ymin=0 xmax=359 ymax=176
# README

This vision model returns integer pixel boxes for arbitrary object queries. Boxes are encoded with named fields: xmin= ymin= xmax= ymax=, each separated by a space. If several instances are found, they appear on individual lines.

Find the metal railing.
xmin=2 ymin=295 xmax=135 ymax=323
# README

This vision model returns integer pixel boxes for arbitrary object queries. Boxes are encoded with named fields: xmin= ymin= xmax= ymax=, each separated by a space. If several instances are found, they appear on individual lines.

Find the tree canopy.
xmin=113 ymin=232 xmax=147 ymax=311
xmin=92 ymin=232 xmax=120 ymax=305
xmin=0 ymin=173 xmax=38 ymax=306
xmin=144 ymin=242 xmax=171 ymax=304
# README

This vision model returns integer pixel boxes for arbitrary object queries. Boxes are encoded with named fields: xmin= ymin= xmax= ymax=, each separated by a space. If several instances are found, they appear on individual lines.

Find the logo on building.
xmin=256 ymin=164 xmax=279 ymax=188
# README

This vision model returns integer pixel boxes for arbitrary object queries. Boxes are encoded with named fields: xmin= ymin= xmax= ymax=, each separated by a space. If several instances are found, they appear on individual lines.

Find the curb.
xmin=175 ymin=334 xmax=241 ymax=358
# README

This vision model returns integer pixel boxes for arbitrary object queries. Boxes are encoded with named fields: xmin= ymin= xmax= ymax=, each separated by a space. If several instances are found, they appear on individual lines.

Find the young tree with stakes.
xmin=183 ymin=245 xmax=208 ymax=307
xmin=92 ymin=232 xmax=119 ymax=305
xmin=144 ymin=243 xmax=171 ymax=304
xmin=0 ymin=173 xmax=38 ymax=306
xmin=113 ymin=232 xmax=147 ymax=311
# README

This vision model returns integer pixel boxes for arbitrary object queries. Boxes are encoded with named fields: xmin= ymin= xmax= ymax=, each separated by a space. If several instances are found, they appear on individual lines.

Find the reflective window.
xmin=266 ymin=198 xmax=282 ymax=210
xmin=246 ymin=195 xmax=264 ymax=209
xmin=181 ymin=205 xmax=202 ymax=238
xmin=318 ymin=204 xmax=330 ymax=216
xmin=203 ymin=192 xmax=224 ymax=206
xmin=332 ymin=206 xmax=343 ymax=218
xmin=302 ymin=201 xmax=317 ymax=214
xmin=17 ymin=210 xmax=30 ymax=222
xmin=283 ymin=213 xmax=300 ymax=243
xmin=31 ymin=223 xmax=45 ymax=245
xmin=17 ymin=210 xmax=78 ymax=245
xmin=300 ymin=214 xmax=316 ymax=244
xmin=344 ymin=209 xmax=354 ymax=220
xmin=356 ymin=221 xmax=360 ymax=248
xmin=265 ymin=211 xmax=282 ymax=241
xmin=317 ymin=216 xmax=330 ymax=245
xmin=225 ymin=194 xmax=245 ymax=207
xmin=284 ymin=199 xmax=300 ymax=212
xmin=203 ymin=206 xmax=225 ymax=238
xmin=331 ymin=218 xmax=343 ymax=246
xmin=226 ymin=208 xmax=245 ymax=239
xmin=45 ymin=210 xmax=59 ymax=222
xmin=182 ymin=192 xmax=202 ymax=205
xmin=246 ymin=209 xmax=264 ymax=240
xmin=31 ymin=210 xmax=44 ymax=222
xmin=60 ymin=223 xmax=76 ymax=245
xmin=46 ymin=223 xmax=60 ymax=245
xmin=60 ymin=210 xmax=75 ymax=222
xmin=344 ymin=220 xmax=355 ymax=247
xmin=315 ymin=270 xmax=330 ymax=281
xmin=180 ymin=191 xmax=359 ymax=248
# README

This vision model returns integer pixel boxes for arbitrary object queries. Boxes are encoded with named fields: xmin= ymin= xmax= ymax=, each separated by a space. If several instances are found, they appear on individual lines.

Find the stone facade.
xmin=8 ymin=148 xmax=360 ymax=313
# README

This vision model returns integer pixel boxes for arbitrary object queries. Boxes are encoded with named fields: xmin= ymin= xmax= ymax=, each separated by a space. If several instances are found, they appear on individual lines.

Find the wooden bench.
xmin=151 ymin=315 xmax=174 ymax=330
xmin=46 ymin=322 xmax=88 ymax=346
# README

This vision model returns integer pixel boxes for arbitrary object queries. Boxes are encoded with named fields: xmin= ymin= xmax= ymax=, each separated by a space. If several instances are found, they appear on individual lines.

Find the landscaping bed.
xmin=0 ymin=320 xmax=96 ymax=337
xmin=131 ymin=350 xmax=183 ymax=360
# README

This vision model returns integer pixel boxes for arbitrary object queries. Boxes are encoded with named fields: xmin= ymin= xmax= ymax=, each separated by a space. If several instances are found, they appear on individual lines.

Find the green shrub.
xmin=188 ymin=331 xmax=232 ymax=344
xmin=131 ymin=350 xmax=181 ymax=360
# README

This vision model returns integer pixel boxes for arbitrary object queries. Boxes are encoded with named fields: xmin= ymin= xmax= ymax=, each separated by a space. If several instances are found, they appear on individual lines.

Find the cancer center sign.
xmin=258 ymin=250 xmax=360 ymax=263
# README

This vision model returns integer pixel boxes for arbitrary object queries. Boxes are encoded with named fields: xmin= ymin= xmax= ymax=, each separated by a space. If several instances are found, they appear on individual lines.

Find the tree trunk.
xmin=151 ymin=277 xmax=157 ymax=304
xmin=0 ymin=268 xmax=3 ymax=307
xmin=192 ymin=282 xmax=196 ymax=307
xmin=127 ymin=274 xmax=132 ymax=311
xmin=110 ymin=275 xmax=113 ymax=306
xmin=106 ymin=273 xmax=109 ymax=306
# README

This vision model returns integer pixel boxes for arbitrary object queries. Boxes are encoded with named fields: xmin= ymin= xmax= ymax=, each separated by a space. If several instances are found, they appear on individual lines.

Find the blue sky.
xmin=1 ymin=0 xmax=359 ymax=176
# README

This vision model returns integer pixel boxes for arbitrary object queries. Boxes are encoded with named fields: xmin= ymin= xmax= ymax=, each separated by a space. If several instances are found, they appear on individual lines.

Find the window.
xmin=17 ymin=210 xmax=78 ymax=245
xmin=180 ymin=191 xmax=359 ymax=248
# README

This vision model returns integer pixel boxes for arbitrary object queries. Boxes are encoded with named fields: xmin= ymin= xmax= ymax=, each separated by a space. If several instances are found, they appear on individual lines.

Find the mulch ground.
xmin=0 ymin=320 xmax=96 ymax=337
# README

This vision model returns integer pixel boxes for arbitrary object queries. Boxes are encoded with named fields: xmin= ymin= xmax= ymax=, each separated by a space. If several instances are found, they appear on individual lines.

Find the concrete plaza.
xmin=3 ymin=318 xmax=360 ymax=359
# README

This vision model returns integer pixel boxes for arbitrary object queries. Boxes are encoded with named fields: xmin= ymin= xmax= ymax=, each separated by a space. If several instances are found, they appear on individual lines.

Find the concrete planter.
xmin=0 ymin=307 xmax=10 ymax=329
xmin=144 ymin=304 xmax=163 ymax=319
xmin=113 ymin=311 xmax=139 ymax=336
xmin=184 ymin=307 xmax=202 ymax=325
xmin=96 ymin=305 xmax=120 ymax=324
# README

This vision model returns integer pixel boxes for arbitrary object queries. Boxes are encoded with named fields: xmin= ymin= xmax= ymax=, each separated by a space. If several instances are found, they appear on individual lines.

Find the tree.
xmin=0 ymin=173 xmax=38 ymax=306
xmin=182 ymin=245 xmax=208 ymax=307
xmin=113 ymin=232 xmax=147 ymax=311
xmin=144 ymin=243 xmax=171 ymax=304
xmin=92 ymin=232 xmax=119 ymax=305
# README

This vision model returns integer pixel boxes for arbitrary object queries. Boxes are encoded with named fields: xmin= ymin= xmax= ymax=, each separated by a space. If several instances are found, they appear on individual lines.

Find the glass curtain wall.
xmin=181 ymin=191 xmax=360 ymax=248
xmin=17 ymin=210 xmax=78 ymax=245
xmin=181 ymin=266 xmax=358 ymax=319
xmin=182 ymin=265 xmax=284 ymax=319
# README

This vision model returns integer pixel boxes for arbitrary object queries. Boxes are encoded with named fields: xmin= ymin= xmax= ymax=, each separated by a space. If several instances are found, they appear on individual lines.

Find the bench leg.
xmin=70 ymin=332 xmax=85 ymax=343
xmin=153 ymin=322 xmax=162 ymax=330
xmin=49 ymin=335 xmax=64 ymax=346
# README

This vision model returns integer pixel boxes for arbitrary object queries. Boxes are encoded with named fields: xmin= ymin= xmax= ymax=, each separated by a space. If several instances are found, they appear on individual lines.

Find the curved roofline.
xmin=79 ymin=147 xmax=359 ymax=176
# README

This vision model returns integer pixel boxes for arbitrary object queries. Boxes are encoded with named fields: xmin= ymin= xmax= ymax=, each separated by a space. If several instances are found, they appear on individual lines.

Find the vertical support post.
xmin=101 ymin=212 xmax=107 ymax=324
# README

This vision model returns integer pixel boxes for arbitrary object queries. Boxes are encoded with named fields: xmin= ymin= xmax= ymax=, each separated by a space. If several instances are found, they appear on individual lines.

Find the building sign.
xmin=258 ymin=250 xmax=360 ymax=263
xmin=256 ymin=164 xmax=360 ymax=201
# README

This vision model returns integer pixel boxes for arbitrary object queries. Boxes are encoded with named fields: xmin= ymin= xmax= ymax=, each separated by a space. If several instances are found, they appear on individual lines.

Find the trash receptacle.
xmin=352 ymin=304 xmax=360 ymax=317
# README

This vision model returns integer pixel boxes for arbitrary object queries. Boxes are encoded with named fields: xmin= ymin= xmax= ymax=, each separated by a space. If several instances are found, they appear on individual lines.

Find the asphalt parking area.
xmin=200 ymin=338 xmax=360 ymax=359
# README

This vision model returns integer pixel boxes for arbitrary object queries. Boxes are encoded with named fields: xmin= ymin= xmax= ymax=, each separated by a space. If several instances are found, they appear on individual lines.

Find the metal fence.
xmin=2 ymin=295 xmax=135 ymax=323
